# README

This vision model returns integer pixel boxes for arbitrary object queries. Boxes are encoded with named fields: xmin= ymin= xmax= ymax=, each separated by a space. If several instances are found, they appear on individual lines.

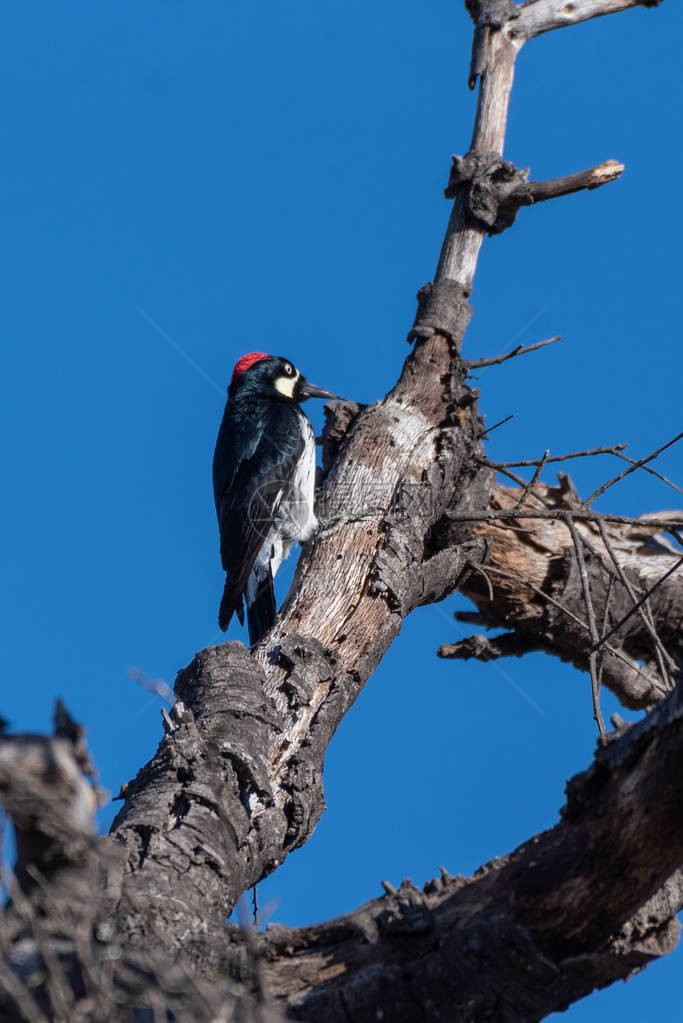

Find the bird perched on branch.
xmin=213 ymin=352 xmax=338 ymax=645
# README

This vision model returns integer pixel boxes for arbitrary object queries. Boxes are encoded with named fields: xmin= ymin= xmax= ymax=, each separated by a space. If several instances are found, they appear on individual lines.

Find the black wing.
xmin=214 ymin=402 xmax=305 ymax=632
xmin=212 ymin=404 xmax=261 ymax=514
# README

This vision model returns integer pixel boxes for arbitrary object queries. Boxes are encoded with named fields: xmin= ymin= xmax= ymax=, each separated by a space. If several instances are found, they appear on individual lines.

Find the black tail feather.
xmin=246 ymin=570 xmax=276 ymax=646
xmin=218 ymin=577 xmax=243 ymax=632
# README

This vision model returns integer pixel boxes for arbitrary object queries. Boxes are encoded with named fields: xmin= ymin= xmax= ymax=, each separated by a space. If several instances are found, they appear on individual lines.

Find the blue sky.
xmin=1 ymin=1 xmax=681 ymax=1018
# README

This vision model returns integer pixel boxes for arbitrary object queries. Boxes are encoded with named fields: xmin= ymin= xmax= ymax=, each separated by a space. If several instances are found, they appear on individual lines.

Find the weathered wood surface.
xmin=267 ymin=681 xmax=683 ymax=1021
xmin=514 ymin=0 xmax=663 ymax=41
xmin=443 ymin=481 xmax=682 ymax=708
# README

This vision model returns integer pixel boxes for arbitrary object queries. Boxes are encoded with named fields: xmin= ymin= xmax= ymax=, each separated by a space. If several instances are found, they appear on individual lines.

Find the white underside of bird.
xmin=245 ymin=414 xmax=317 ymax=608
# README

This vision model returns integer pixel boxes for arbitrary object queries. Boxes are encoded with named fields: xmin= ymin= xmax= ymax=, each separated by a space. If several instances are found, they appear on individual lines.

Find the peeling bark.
xmin=4 ymin=682 xmax=683 ymax=1022
xmin=110 ymin=335 xmax=493 ymax=944
xmin=452 ymin=481 xmax=682 ymax=708
xmin=258 ymin=682 xmax=683 ymax=1021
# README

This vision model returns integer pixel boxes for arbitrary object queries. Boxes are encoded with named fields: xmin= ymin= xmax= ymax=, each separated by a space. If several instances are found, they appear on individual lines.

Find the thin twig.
xmin=472 ymin=566 xmax=590 ymax=633
xmin=237 ymin=895 xmax=269 ymax=1010
xmin=513 ymin=449 xmax=549 ymax=509
xmin=480 ymin=441 xmax=681 ymax=495
xmin=641 ymin=601 xmax=674 ymax=688
xmin=582 ymin=431 xmax=683 ymax=507
xmin=0 ymin=954 xmax=50 ymax=1023
xmin=8 ymin=868 xmax=77 ymax=1021
xmin=596 ymin=518 xmax=674 ymax=688
xmin=479 ymin=443 xmax=627 ymax=468
xmin=477 ymin=413 xmax=514 ymax=438
xmin=17 ymin=856 xmax=111 ymax=1021
xmin=597 ymin=571 xmax=615 ymax=694
xmin=565 ymin=521 xmax=638 ymax=598
xmin=612 ymin=450 xmax=683 ymax=496
xmin=451 ymin=509 xmax=683 ymax=530
xmin=467 ymin=335 xmax=561 ymax=370
xmin=591 ymin=556 xmax=683 ymax=657
xmin=486 ymin=520 xmax=539 ymax=535
xmin=564 ymin=514 xmax=607 ymax=740
xmin=489 ymin=464 xmax=553 ymax=508
xmin=528 ymin=160 xmax=624 ymax=201
xmin=481 ymin=565 xmax=668 ymax=697
xmin=467 ymin=562 xmax=494 ymax=601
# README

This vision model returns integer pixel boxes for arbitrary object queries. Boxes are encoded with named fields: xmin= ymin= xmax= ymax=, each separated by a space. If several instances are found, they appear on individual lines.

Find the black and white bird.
xmin=213 ymin=352 xmax=338 ymax=645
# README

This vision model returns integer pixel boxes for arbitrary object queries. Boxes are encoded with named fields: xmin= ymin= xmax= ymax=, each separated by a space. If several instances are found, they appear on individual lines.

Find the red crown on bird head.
xmin=231 ymin=352 xmax=270 ymax=384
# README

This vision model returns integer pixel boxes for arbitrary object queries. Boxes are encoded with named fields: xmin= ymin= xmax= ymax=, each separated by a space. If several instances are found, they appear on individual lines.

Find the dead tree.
xmin=1 ymin=1 xmax=681 ymax=1021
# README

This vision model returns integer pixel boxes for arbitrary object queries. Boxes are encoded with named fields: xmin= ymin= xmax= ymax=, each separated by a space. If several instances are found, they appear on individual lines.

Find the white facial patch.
xmin=274 ymin=370 xmax=299 ymax=398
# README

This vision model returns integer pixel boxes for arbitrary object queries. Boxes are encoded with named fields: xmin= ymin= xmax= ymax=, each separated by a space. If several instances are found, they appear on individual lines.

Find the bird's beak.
xmin=297 ymin=378 xmax=340 ymax=401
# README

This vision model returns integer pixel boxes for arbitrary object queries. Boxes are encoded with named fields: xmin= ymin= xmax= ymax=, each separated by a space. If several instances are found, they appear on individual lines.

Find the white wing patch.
xmin=246 ymin=412 xmax=318 ymax=604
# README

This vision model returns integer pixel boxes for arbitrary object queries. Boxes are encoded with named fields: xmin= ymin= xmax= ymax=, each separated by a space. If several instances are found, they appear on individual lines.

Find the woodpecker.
xmin=213 ymin=352 xmax=338 ymax=645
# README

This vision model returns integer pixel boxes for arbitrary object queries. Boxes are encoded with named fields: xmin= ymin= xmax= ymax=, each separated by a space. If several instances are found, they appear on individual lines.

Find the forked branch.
xmin=513 ymin=0 xmax=664 ymax=42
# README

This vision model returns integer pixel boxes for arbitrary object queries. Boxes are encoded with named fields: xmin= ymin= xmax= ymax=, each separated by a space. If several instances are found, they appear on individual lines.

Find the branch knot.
xmin=465 ymin=0 xmax=519 ymax=30
xmin=444 ymin=151 xmax=532 ymax=234
xmin=407 ymin=279 xmax=472 ymax=344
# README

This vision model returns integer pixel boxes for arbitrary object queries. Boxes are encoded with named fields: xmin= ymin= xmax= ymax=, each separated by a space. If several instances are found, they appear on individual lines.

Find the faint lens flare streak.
xmin=130 ymin=695 xmax=158 ymax=723
xmin=434 ymin=604 xmax=553 ymax=723
xmin=131 ymin=301 xmax=314 ymax=461
xmin=473 ymin=298 xmax=556 ymax=376
xmin=131 ymin=301 xmax=225 ymax=395
xmin=505 ymin=298 xmax=555 ymax=351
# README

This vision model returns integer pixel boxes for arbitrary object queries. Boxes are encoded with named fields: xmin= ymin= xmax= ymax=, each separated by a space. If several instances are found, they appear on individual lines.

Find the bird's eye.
xmin=284 ymin=363 xmax=294 ymax=376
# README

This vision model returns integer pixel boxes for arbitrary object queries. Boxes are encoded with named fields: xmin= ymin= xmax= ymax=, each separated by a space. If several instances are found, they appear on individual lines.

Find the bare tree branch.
xmin=582 ymin=430 xmax=683 ymax=506
xmin=466 ymin=334 xmax=560 ymax=368
xmin=592 ymin=554 xmax=683 ymax=655
xmin=513 ymin=0 xmax=664 ymax=42
xmin=527 ymin=158 xmax=624 ymax=199
xmin=596 ymin=517 xmax=676 ymax=686
xmin=451 ymin=508 xmax=683 ymax=530
xmin=4 ymin=673 xmax=683 ymax=1023
xmin=564 ymin=511 xmax=607 ymax=738
xmin=265 ymin=681 xmax=683 ymax=1022
xmin=514 ymin=448 xmax=550 ymax=508
xmin=482 ymin=443 xmax=628 ymax=466
xmin=438 ymin=629 xmax=544 ymax=659
xmin=454 ymin=481 xmax=682 ymax=708
xmin=613 ymin=451 xmax=683 ymax=496
xmin=0 ymin=705 xmax=103 ymax=894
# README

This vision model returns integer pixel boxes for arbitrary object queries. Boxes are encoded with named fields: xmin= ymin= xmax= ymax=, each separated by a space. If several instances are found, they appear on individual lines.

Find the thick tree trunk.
xmin=266 ymin=682 xmax=683 ymax=1021
xmin=110 ymin=333 xmax=492 ymax=948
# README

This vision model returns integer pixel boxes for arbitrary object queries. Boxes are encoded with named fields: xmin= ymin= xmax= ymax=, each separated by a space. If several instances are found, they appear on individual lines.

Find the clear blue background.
xmin=1 ymin=1 xmax=681 ymax=1018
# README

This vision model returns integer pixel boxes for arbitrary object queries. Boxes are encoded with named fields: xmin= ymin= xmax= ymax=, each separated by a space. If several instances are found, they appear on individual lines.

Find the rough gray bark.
xmin=1 ymin=1 xmax=679 ymax=1021
xmin=4 ymin=673 xmax=683 ymax=1021
xmin=265 ymin=682 xmax=683 ymax=1021
xmin=110 ymin=333 xmax=491 ymax=949
xmin=442 ymin=480 xmax=683 ymax=709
